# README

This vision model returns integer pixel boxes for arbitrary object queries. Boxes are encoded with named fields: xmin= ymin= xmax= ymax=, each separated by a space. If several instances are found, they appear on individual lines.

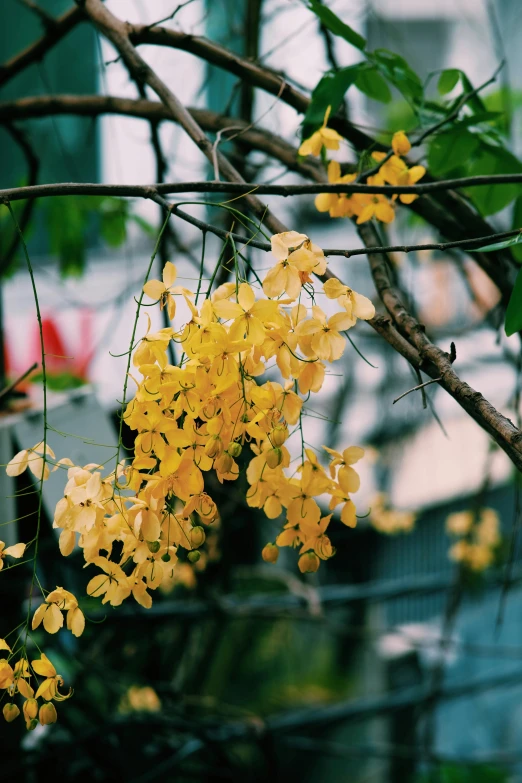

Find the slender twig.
xmin=1 ymin=183 xmax=520 ymax=258
xmin=143 ymin=0 xmax=197 ymax=31
xmin=416 ymin=60 xmax=504 ymax=147
xmin=2 ymin=123 xmax=40 ymax=271
xmin=6 ymin=203 xmax=48 ymax=645
xmin=0 ymin=4 xmax=84 ymax=88
xmin=3 ymin=175 xmax=522 ymax=199
xmin=0 ymin=362 xmax=38 ymax=402
xmin=393 ymin=377 xmax=442 ymax=405
xmin=14 ymin=0 xmax=57 ymax=28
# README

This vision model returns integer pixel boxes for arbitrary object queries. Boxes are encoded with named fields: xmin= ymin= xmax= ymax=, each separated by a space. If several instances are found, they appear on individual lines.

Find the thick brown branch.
xmin=359 ymin=221 xmax=522 ymax=470
xmin=0 ymin=94 xmax=330 ymax=183
xmin=0 ymin=4 xmax=516 ymax=293
xmin=1 ymin=179 xmax=519 ymax=259
xmin=79 ymin=0 xmax=286 ymax=236
xmin=124 ymin=21 xmax=517 ymax=297
xmin=2 ymin=124 xmax=39 ymax=269
xmin=0 ymin=5 xmax=84 ymax=88
xmin=4 ymin=6 xmax=521 ymax=470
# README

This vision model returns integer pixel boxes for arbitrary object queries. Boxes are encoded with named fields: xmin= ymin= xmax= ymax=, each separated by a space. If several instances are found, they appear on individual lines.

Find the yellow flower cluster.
xmin=299 ymin=111 xmax=425 ymax=226
xmin=1 ymin=645 xmax=71 ymax=729
xmin=3 ymin=230 xmax=375 ymax=692
xmin=446 ymin=507 xmax=501 ymax=571
xmin=369 ymin=493 xmax=416 ymax=535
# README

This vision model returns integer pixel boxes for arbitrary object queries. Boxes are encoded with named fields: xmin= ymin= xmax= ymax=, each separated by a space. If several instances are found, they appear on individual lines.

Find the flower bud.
xmin=261 ymin=543 xmax=279 ymax=564
xmin=39 ymin=702 xmax=57 ymax=725
xmin=298 ymin=552 xmax=320 ymax=574
xmin=271 ymin=425 xmax=288 ymax=447
xmin=147 ymin=541 xmax=161 ymax=553
xmin=215 ymin=452 xmax=233 ymax=474
xmin=190 ymin=526 xmax=206 ymax=548
xmin=228 ymin=441 xmax=242 ymax=458
xmin=23 ymin=698 xmax=38 ymax=722
xmin=3 ymin=703 xmax=20 ymax=722
xmin=204 ymin=436 xmax=223 ymax=459
xmin=161 ymin=553 xmax=171 ymax=562
xmin=265 ymin=447 xmax=283 ymax=469
xmin=187 ymin=550 xmax=201 ymax=563
xmin=26 ymin=718 xmax=39 ymax=731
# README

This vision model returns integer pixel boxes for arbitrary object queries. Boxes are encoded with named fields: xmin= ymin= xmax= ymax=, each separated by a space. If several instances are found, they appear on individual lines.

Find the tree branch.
xmin=2 ymin=123 xmax=39 ymax=269
xmin=0 ymin=4 xmax=84 ymax=88
xmin=79 ymin=0 xmax=287 ymax=236
xmin=123 ymin=21 xmax=518 ymax=297
xmin=1 ymin=179 xmax=520 ymax=259
xmin=358 ymin=220 xmax=522 ymax=470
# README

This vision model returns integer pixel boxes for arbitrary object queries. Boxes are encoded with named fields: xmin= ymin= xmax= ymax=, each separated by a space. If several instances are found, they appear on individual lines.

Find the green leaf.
xmin=307 ymin=0 xmax=366 ymax=51
xmin=505 ymin=266 xmax=522 ymax=335
xmin=459 ymin=72 xmax=487 ymax=115
xmin=47 ymin=196 xmax=87 ymax=277
xmin=451 ymin=111 xmax=504 ymax=129
xmin=428 ymin=128 xmax=480 ymax=176
xmin=474 ymin=233 xmax=522 ymax=252
xmin=301 ymin=64 xmax=362 ymax=138
xmin=355 ymin=66 xmax=391 ymax=103
xmin=100 ymin=199 xmax=128 ymax=247
xmin=466 ymin=143 xmax=522 ymax=216
xmin=512 ymin=196 xmax=522 ymax=262
xmin=129 ymin=214 xmax=156 ymax=237
xmin=438 ymin=69 xmax=461 ymax=95
xmin=371 ymin=48 xmax=423 ymax=102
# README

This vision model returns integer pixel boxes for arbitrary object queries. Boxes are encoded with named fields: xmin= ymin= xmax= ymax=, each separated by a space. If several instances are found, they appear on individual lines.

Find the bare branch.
xmin=0 ymin=5 xmax=84 ymax=88
xmin=0 ymin=177 xmax=520 ymax=259
xmin=14 ymin=0 xmax=57 ymax=29
xmin=79 ymin=0 xmax=286 ymax=235
xmin=2 ymin=123 xmax=40 ymax=270
xmin=359 ymin=220 xmax=522 ymax=470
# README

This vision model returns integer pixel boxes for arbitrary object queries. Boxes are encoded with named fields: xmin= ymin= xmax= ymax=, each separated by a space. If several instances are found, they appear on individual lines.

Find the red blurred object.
xmin=15 ymin=310 xmax=96 ymax=388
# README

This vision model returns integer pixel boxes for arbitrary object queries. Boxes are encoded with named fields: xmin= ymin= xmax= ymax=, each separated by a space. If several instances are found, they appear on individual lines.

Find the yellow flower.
xmin=323 ymin=445 xmax=364 ymax=490
xmin=0 ymin=660 xmax=14 ymax=689
xmin=270 ymin=231 xmax=308 ymax=261
xmin=86 ymin=557 xmax=131 ymax=606
xmin=263 ymin=236 xmax=326 ymax=300
xmin=120 ymin=685 xmax=161 ymax=714
xmin=299 ymin=106 xmax=343 ymax=157
xmin=6 ymin=441 xmax=55 ymax=481
xmin=295 ymin=306 xmax=353 ymax=362
xmin=298 ymin=552 xmax=320 ymax=573
xmin=446 ymin=511 xmax=473 ymax=536
xmin=3 ymin=703 xmax=20 ymax=722
xmin=356 ymin=193 xmax=395 ymax=225
xmin=212 ymin=283 xmax=273 ymax=346
xmin=0 ymin=540 xmax=26 ymax=569
xmin=315 ymin=161 xmax=358 ymax=218
xmin=372 ymin=152 xmax=425 ymax=204
xmin=142 ymin=262 xmax=192 ymax=320
xmin=39 ymin=702 xmax=58 ymax=725
xmin=32 ymin=587 xmax=85 ymax=637
xmin=32 ymin=653 xmax=71 ymax=702
xmin=300 ymin=514 xmax=335 ymax=561
xmin=322 ymin=278 xmax=375 ymax=324
xmin=370 ymin=494 xmax=415 ymax=535
xmin=23 ymin=698 xmax=38 ymax=722
xmin=391 ymin=130 xmax=411 ymax=156
xmin=262 ymin=543 xmax=279 ymax=563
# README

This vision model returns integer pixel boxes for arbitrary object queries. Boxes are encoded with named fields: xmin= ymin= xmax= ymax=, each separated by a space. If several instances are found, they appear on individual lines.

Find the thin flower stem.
xmin=6 ymin=202 xmax=47 ymax=642
xmin=115 ymin=206 xmax=173 ymax=475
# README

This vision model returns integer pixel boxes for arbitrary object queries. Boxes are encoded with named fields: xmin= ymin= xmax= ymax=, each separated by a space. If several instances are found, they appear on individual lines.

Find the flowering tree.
xmin=0 ymin=2 xmax=521 ymax=777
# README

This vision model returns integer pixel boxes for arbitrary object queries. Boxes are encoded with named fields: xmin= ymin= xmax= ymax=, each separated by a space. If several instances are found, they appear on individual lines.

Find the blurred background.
xmin=2 ymin=1 xmax=522 ymax=781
